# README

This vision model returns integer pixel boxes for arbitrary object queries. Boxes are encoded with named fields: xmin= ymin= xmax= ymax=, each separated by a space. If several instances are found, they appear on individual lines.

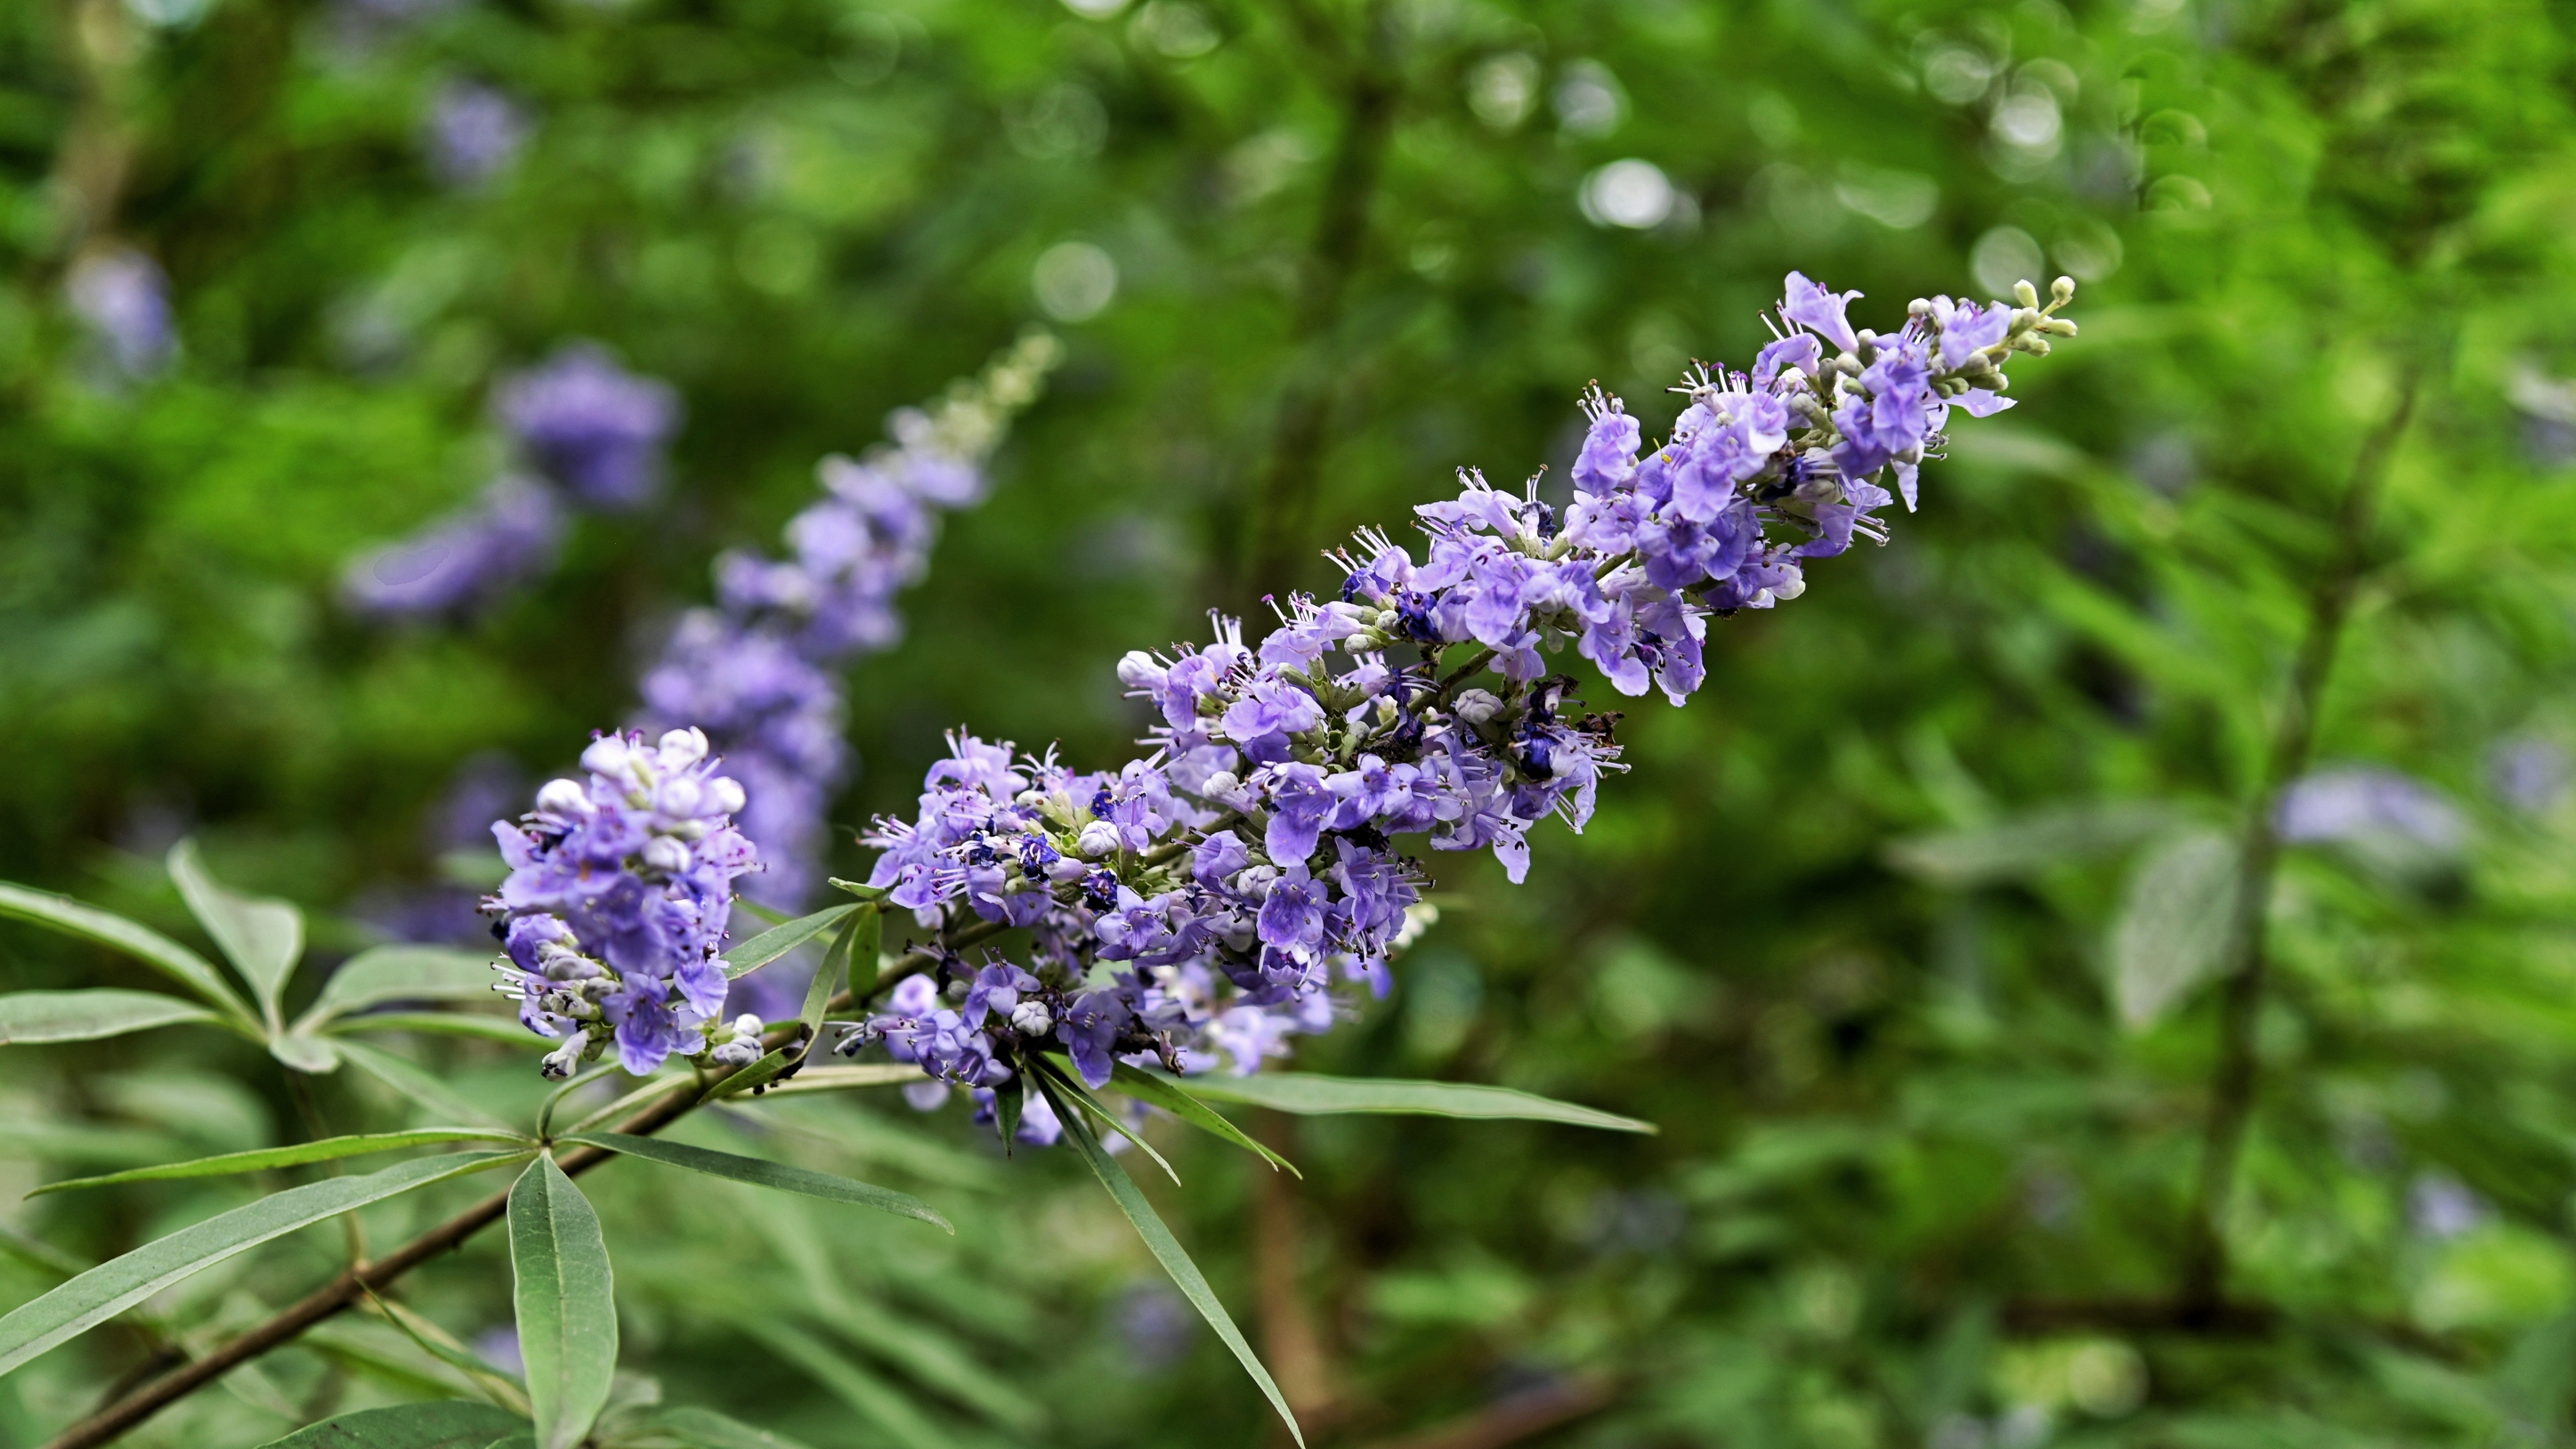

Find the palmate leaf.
xmin=0 ymin=1151 xmax=525 ymax=1376
xmin=1106 ymin=1064 xmax=1299 ymax=1176
xmin=559 ymin=1132 xmax=950 ymax=1233
xmin=28 ymin=1128 xmax=531 ymax=1196
xmin=719 ymin=903 xmax=857 ymax=980
xmin=168 ymin=838 xmax=305 ymax=1029
xmin=508 ymin=1155 xmax=619 ymax=1449
xmin=0 ymin=880 xmax=254 ymax=1021
xmin=250 ymin=1401 xmax=530 ymax=1448
xmin=296 ymin=945 xmax=502 ymax=1032
xmin=0 ymin=988 xmax=222 ymax=1044
xmin=1170 ymin=1070 xmax=1656 ymax=1133
xmin=1033 ymin=1070 xmax=1303 ymax=1447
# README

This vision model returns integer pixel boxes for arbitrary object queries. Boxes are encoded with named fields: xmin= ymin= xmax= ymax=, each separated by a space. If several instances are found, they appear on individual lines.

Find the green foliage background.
xmin=10 ymin=0 xmax=2576 ymax=1443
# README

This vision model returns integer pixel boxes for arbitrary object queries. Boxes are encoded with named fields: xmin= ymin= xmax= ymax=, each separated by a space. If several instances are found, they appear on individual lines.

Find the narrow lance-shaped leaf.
xmin=0 ymin=989 xmax=219 ymax=1046
xmin=338 ymin=1037 xmax=516 ymax=1129
xmin=749 ymin=1064 xmax=919 ymax=1097
xmin=558 ymin=1070 xmax=696 ymax=1137
xmin=618 ymin=1404 xmax=815 ymax=1449
xmin=328 ymin=1012 xmax=544 ymax=1048
xmin=719 ymin=903 xmax=857 ymax=980
xmin=248 ymin=1401 xmax=531 ymax=1449
xmin=296 ymin=945 xmax=505 ymax=1032
xmin=0 ymin=1151 xmax=524 ymax=1376
xmin=732 ymin=1316 xmax=953 ymax=1449
xmin=797 ymin=910 xmax=859 ymax=1059
xmin=271 ymin=1032 xmax=344 ymax=1073
xmin=559 ymin=1131 xmax=951 ymax=1233
xmin=360 ymin=1283 xmax=531 ymax=1416
xmin=1170 ymin=1070 xmax=1656 ymax=1133
xmin=28 ymin=1128 xmax=532 ymax=1196
xmin=1107 ymin=1064 xmax=1299 ymax=1176
xmin=509 ymin=1155 xmax=619 ymax=1449
xmin=1033 ymin=1071 xmax=1303 ymax=1446
xmin=1036 ymin=1062 xmax=1179 ymax=1185
xmin=168 ymin=838 xmax=305 ymax=1028
xmin=0 ymin=881 xmax=253 ymax=1021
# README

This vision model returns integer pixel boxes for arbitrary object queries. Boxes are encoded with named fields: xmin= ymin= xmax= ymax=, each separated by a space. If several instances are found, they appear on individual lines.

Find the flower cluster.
xmin=483 ymin=728 xmax=760 ymax=1076
xmin=66 ymin=247 xmax=176 ymax=381
xmin=425 ymin=78 xmax=531 ymax=191
xmin=344 ymin=344 xmax=679 ymax=619
xmin=637 ymin=332 xmax=1062 ymax=911
xmin=830 ymin=272 xmax=2077 ymax=1106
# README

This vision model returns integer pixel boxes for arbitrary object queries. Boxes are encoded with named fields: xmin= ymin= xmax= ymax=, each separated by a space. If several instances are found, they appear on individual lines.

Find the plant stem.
xmin=2175 ymin=370 xmax=2421 ymax=1314
xmin=1238 ymin=0 xmax=1398 ymax=609
xmin=43 ymin=922 xmax=988 ymax=1449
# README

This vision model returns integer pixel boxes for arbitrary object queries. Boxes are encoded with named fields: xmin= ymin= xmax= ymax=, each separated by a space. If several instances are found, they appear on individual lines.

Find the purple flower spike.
xmin=496 ymin=344 xmax=683 ymax=511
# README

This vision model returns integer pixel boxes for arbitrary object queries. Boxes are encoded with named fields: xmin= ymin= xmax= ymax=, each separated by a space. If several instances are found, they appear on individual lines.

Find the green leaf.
xmin=337 ymin=1038 xmax=516 ymax=1130
xmin=1169 ymin=1070 xmax=1656 ymax=1133
xmin=614 ymin=1404 xmax=814 ymax=1449
xmin=0 ymin=988 xmax=220 ymax=1045
xmin=733 ymin=898 xmax=791 ymax=927
xmin=733 ymin=1317 xmax=954 ymax=1449
xmin=701 ymin=1048 xmax=796 ymax=1102
xmin=824 ymin=878 xmax=887 ymax=902
xmin=840 ymin=904 xmax=884 ymax=1001
xmin=360 ymin=1284 xmax=531 ymax=1417
xmin=250 ymin=1401 xmax=531 ymax=1448
xmin=480 ymin=1436 xmax=537 ymax=1449
xmin=509 ymin=1155 xmax=620 ymax=1449
xmin=1036 ymin=1063 xmax=1179 ymax=1185
xmin=272 ymin=1032 xmax=344 ymax=1073
xmin=718 ymin=903 xmax=857 ymax=980
xmin=558 ymin=1072 xmax=695 ymax=1137
xmin=745 ymin=1064 xmax=919 ymax=1097
xmin=1107 ymin=1064 xmax=1299 ymax=1176
xmin=993 ymin=1071 xmax=1025 ymax=1154
xmin=168 ymin=838 xmax=305 ymax=1028
xmin=0 ymin=1151 xmax=522 ymax=1376
xmin=328 ymin=1012 xmax=542 ymax=1047
xmin=0 ymin=880 xmax=254 ymax=1020
xmin=1034 ymin=1071 xmax=1302 ymax=1447
xmin=537 ymin=1062 xmax=627 ymax=1140
xmin=296 ymin=946 xmax=502 ymax=1032
xmin=1883 ymin=800 xmax=2185 ymax=888
xmin=558 ymin=1132 xmax=950 ymax=1233
xmin=2110 ymin=826 xmax=2242 ymax=1031
xmin=28 ymin=1128 xmax=531 ymax=1196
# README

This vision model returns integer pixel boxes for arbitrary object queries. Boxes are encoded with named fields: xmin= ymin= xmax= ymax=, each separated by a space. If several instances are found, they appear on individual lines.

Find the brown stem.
xmin=1349 ymin=1373 xmax=1618 ymax=1449
xmin=1238 ymin=0 xmax=1399 ymax=609
xmin=1252 ymin=1112 xmax=1339 ymax=1437
xmin=44 ymin=909 xmax=1001 ymax=1449
xmin=2175 ymin=370 xmax=2421 ymax=1311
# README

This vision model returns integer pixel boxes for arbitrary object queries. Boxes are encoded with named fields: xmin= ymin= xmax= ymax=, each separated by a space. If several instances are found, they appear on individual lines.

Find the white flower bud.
xmin=658 ymin=727 xmax=710 ymax=765
xmin=1009 ymin=1000 xmax=1055 ymax=1036
xmin=540 ymin=1029 xmax=591 ymax=1081
xmin=703 ymin=776 xmax=747 ymax=816
xmin=1115 ymin=650 xmax=1166 ymax=690
xmin=731 ymin=1014 xmax=764 ymax=1040
xmin=1771 ymin=568 xmax=1807 ymax=601
xmin=1200 ymin=770 xmax=1240 ymax=799
xmin=1454 ymin=689 xmax=1504 ymax=724
xmin=1078 ymin=821 xmax=1122 ymax=858
xmin=579 ymin=734 xmax=634 ymax=779
xmin=642 ymin=836 xmax=693 ymax=874
xmin=656 ymin=776 xmax=704 ymax=817
xmin=534 ymin=778 xmax=590 ymax=820
xmin=1048 ymin=855 xmax=1092 ymax=883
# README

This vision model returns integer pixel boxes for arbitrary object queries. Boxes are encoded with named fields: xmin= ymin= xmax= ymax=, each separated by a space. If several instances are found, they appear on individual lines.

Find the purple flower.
xmin=426 ymin=80 xmax=530 ymax=190
xmin=344 ymin=474 xmax=565 ymax=619
xmin=1933 ymin=296 xmax=2013 ymax=368
xmin=1781 ymin=271 xmax=1861 ymax=352
xmin=66 ymin=247 xmax=176 ymax=379
xmin=2276 ymin=767 xmax=2467 ymax=854
xmin=496 ymin=344 xmax=682 ymax=510
xmin=1258 ymin=762 xmax=1335 ymax=863
xmin=1057 ymin=991 xmax=1131 ymax=1089
xmin=484 ymin=728 xmax=759 ymax=1076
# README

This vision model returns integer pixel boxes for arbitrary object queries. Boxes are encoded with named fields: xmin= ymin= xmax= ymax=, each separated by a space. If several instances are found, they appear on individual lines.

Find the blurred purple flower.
xmin=426 ymin=80 xmax=530 ymax=190
xmin=2275 ymin=767 xmax=2467 ymax=854
xmin=2488 ymin=736 xmax=2568 ymax=815
xmin=496 ymin=344 xmax=683 ymax=510
xmin=343 ymin=474 xmax=565 ymax=619
xmin=66 ymin=247 xmax=176 ymax=379
xmin=2407 ymin=1173 xmax=2486 ymax=1241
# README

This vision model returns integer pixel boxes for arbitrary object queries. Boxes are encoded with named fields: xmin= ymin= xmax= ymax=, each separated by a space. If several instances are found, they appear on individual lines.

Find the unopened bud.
xmin=642 ymin=836 xmax=693 ymax=874
xmin=659 ymin=727 xmax=710 ymax=765
xmin=540 ymin=1029 xmax=590 ymax=1081
xmin=1115 ymin=650 xmax=1164 ymax=690
xmin=1200 ymin=770 xmax=1240 ymax=799
xmin=534 ymin=779 xmax=589 ymax=820
xmin=2051 ymin=275 xmax=2076 ymax=305
xmin=1078 ymin=821 xmax=1122 ymax=858
xmin=2013 ymin=279 xmax=2040 ymax=309
xmin=579 ymin=734 xmax=635 ymax=779
xmin=1009 ymin=999 xmax=1056 ymax=1036
xmin=703 ymin=776 xmax=746 ymax=816
xmin=1454 ymin=689 xmax=1504 ymax=724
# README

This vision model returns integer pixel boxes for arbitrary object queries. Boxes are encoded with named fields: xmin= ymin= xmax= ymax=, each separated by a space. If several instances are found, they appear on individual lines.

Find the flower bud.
xmin=658 ymin=727 xmax=710 ymax=765
xmin=642 ymin=836 xmax=693 ymax=874
xmin=540 ymin=1029 xmax=591 ymax=1081
xmin=1009 ymin=999 xmax=1056 ymax=1036
xmin=656 ymin=776 xmax=704 ymax=817
xmin=2051 ymin=275 xmax=2076 ymax=305
xmin=1771 ymin=566 xmax=1808 ymax=601
xmin=1200 ymin=770 xmax=1240 ymax=799
xmin=534 ymin=778 xmax=590 ymax=820
xmin=2013 ymin=279 xmax=2040 ymax=308
xmin=579 ymin=734 xmax=634 ymax=779
xmin=1115 ymin=650 xmax=1165 ymax=689
xmin=1454 ymin=689 xmax=1504 ymax=724
xmin=703 ymin=776 xmax=747 ymax=816
xmin=1078 ymin=821 xmax=1122 ymax=858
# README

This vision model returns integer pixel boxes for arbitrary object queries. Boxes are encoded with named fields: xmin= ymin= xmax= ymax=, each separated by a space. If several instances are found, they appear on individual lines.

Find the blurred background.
xmin=10 ymin=0 xmax=2576 ymax=1444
